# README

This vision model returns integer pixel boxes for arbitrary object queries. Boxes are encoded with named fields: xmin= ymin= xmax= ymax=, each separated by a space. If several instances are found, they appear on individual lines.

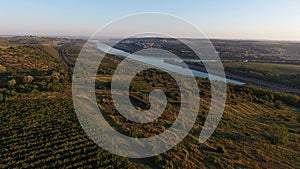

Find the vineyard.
xmin=0 ymin=98 xmax=142 ymax=168
xmin=1 ymin=83 xmax=299 ymax=168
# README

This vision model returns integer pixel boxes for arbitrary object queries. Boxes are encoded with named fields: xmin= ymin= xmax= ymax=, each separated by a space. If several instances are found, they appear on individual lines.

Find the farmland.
xmin=0 ymin=37 xmax=299 ymax=168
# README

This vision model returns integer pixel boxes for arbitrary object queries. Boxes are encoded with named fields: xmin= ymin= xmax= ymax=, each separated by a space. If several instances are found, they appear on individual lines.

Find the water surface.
xmin=93 ymin=41 xmax=245 ymax=85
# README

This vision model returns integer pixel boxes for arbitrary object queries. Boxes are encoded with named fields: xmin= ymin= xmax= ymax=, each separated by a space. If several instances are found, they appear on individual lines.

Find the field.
xmin=224 ymin=62 xmax=300 ymax=88
xmin=225 ymin=62 xmax=300 ymax=76
xmin=0 ymin=37 xmax=299 ymax=168
xmin=1 ymin=79 xmax=299 ymax=168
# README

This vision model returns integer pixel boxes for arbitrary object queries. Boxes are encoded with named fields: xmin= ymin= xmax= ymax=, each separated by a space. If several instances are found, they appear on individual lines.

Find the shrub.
xmin=268 ymin=124 xmax=289 ymax=145
xmin=23 ymin=75 xmax=34 ymax=84
xmin=8 ymin=79 xmax=16 ymax=87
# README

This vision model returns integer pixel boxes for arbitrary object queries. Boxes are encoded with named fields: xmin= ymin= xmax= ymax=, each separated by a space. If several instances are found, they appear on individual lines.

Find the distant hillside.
xmin=112 ymin=37 xmax=300 ymax=63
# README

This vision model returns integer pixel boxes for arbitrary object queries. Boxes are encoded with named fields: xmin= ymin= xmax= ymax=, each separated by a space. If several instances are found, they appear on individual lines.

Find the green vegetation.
xmin=225 ymin=62 xmax=300 ymax=88
xmin=0 ymin=37 xmax=299 ymax=168
xmin=268 ymin=124 xmax=289 ymax=145
xmin=0 ymin=99 xmax=141 ymax=169
xmin=216 ymin=146 xmax=226 ymax=154
xmin=0 ymin=45 xmax=64 ymax=72
xmin=230 ymin=84 xmax=300 ymax=108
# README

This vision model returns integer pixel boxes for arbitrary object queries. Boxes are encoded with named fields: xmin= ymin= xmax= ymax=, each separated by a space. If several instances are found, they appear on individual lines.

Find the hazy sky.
xmin=1 ymin=0 xmax=300 ymax=40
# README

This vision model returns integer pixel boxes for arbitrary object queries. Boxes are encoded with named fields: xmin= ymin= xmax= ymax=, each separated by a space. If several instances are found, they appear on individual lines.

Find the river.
xmin=93 ymin=40 xmax=245 ymax=85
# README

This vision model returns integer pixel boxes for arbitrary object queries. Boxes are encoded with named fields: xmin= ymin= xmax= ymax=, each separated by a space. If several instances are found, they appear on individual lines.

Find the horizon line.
xmin=1 ymin=34 xmax=300 ymax=43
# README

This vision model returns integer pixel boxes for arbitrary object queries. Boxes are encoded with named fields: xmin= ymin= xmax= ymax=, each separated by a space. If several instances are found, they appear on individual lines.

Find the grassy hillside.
xmin=1 ymin=80 xmax=299 ymax=168
xmin=0 ymin=44 xmax=66 ymax=72
xmin=0 ymin=37 xmax=299 ymax=168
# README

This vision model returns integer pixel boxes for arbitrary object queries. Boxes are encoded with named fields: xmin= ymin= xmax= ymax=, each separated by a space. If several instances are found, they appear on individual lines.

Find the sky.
xmin=0 ymin=0 xmax=300 ymax=40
